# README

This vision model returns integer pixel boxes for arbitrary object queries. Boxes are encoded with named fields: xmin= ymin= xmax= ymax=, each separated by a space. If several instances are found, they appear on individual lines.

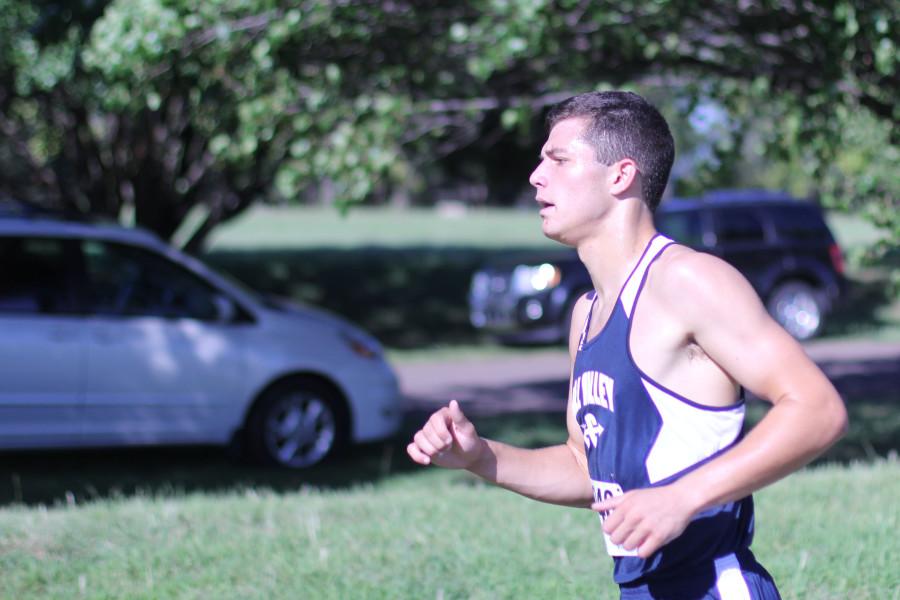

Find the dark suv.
xmin=469 ymin=190 xmax=846 ymax=343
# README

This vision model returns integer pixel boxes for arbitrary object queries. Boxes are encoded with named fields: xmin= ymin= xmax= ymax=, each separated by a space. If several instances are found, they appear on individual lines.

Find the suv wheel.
xmin=246 ymin=377 xmax=347 ymax=468
xmin=766 ymin=281 xmax=824 ymax=341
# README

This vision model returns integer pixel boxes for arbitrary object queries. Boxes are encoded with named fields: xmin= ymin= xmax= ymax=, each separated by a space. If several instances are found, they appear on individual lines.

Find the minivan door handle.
xmin=48 ymin=326 xmax=79 ymax=343
xmin=91 ymin=327 xmax=118 ymax=344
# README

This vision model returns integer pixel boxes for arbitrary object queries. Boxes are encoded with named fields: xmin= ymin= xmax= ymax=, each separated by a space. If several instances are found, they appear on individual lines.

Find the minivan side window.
xmin=714 ymin=209 xmax=765 ymax=243
xmin=0 ymin=236 xmax=78 ymax=315
xmin=81 ymin=240 xmax=220 ymax=321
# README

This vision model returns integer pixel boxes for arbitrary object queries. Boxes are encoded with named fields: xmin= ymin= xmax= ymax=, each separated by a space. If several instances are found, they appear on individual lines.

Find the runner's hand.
xmin=592 ymin=484 xmax=695 ymax=559
xmin=407 ymin=400 xmax=486 ymax=469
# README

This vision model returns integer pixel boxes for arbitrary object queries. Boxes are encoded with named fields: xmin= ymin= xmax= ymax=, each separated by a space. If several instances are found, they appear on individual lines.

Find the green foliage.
xmin=0 ymin=0 xmax=896 ymax=252
xmin=818 ymin=109 xmax=899 ymax=289
xmin=723 ymin=96 xmax=899 ymax=289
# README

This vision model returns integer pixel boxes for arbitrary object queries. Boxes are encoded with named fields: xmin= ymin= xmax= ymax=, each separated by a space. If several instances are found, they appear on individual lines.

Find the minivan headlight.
xmin=511 ymin=263 xmax=562 ymax=294
xmin=341 ymin=331 xmax=382 ymax=359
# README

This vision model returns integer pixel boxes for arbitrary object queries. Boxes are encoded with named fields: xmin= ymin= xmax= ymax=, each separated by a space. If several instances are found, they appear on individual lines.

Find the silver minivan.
xmin=0 ymin=215 xmax=403 ymax=468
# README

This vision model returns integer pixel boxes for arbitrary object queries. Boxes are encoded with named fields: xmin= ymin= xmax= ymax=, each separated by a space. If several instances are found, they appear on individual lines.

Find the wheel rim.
xmin=771 ymin=286 xmax=821 ymax=340
xmin=263 ymin=392 xmax=336 ymax=468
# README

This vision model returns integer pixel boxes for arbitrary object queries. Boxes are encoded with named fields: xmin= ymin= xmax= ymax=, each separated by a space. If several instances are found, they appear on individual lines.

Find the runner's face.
xmin=529 ymin=117 xmax=610 ymax=245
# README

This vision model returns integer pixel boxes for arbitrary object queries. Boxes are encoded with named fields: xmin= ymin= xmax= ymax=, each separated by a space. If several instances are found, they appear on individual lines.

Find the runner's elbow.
xmin=815 ymin=390 xmax=848 ymax=451
xmin=827 ymin=396 xmax=849 ymax=443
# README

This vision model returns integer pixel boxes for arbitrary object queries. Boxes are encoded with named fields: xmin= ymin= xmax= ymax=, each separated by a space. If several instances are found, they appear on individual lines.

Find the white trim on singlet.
xmin=620 ymin=235 xmax=673 ymax=318
xmin=578 ymin=234 xmax=672 ymax=350
xmin=714 ymin=553 xmax=753 ymax=600
xmin=642 ymin=378 xmax=744 ymax=484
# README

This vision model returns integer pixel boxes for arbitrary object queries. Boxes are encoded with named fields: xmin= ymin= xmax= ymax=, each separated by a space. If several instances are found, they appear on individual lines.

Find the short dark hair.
xmin=546 ymin=91 xmax=674 ymax=211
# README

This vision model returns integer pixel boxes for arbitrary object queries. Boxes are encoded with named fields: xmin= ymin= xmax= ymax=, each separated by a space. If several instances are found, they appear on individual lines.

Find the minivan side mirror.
xmin=212 ymin=294 xmax=237 ymax=324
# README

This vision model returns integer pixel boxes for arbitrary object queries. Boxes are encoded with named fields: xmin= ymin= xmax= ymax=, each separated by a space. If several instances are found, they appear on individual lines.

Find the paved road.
xmin=396 ymin=339 xmax=900 ymax=417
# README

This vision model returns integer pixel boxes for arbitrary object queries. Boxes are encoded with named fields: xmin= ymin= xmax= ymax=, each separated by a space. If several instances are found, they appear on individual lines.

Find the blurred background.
xmin=0 ymin=2 xmax=898 ymax=597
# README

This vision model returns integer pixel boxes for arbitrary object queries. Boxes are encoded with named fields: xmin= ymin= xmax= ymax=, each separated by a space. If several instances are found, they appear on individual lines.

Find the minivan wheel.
xmin=766 ymin=281 xmax=824 ymax=341
xmin=246 ymin=377 xmax=346 ymax=469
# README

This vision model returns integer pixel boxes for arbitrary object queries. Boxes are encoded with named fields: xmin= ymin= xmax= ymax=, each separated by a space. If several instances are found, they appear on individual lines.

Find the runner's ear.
xmin=608 ymin=158 xmax=639 ymax=197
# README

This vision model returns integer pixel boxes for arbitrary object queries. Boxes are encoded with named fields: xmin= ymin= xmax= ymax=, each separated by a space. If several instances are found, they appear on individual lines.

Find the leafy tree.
xmin=0 ymin=0 xmax=896 ymax=253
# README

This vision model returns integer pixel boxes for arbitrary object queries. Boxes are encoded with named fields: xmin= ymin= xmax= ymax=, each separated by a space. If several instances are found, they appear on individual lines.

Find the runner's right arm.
xmin=406 ymin=293 xmax=594 ymax=507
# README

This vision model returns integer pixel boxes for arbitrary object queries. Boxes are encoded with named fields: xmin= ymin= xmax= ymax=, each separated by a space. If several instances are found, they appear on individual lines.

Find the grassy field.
xmin=203 ymin=205 xmax=900 ymax=350
xmin=1 ymin=457 xmax=897 ymax=599
xmin=205 ymin=205 xmax=562 ymax=250
xmin=1 ymin=401 xmax=897 ymax=599
xmin=206 ymin=205 xmax=889 ymax=253
xmin=203 ymin=205 xmax=568 ymax=349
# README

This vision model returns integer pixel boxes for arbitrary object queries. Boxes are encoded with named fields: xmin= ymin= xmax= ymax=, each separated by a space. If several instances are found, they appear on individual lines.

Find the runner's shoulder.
xmin=650 ymin=243 xmax=752 ymax=306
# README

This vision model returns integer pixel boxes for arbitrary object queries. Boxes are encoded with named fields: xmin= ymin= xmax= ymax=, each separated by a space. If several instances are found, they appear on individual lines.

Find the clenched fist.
xmin=407 ymin=400 xmax=486 ymax=469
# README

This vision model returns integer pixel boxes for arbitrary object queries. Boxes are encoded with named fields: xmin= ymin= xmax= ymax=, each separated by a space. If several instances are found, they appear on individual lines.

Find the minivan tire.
xmin=246 ymin=376 xmax=347 ymax=469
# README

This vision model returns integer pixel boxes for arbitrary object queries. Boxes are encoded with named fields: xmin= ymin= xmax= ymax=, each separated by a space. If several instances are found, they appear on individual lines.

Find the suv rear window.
xmin=713 ymin=208 xmax=765 ymax=243
xmin=767 ymin=205 xmax=832 ymax=242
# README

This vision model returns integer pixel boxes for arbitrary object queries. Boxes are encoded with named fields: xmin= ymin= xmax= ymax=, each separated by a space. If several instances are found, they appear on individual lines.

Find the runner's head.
xmin=546 ymin=91 xmax=674 ymax=212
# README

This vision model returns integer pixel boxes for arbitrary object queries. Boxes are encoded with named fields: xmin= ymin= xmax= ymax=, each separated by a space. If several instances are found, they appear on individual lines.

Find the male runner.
xmin=406 ymin=91 xmax=847 ymax=599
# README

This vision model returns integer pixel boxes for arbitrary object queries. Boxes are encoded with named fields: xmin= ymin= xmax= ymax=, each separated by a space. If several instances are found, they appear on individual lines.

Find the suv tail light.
xmin=828 ymin=243 xmax=845 ymax=275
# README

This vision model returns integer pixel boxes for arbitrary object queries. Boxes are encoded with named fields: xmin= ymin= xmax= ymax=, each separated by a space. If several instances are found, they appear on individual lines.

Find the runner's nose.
xmin=529 ymin=161 xmax=546 ymax=188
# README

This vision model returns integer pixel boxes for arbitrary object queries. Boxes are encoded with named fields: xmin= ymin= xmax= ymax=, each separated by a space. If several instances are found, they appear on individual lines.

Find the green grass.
xmin=1 ymin=400 xmax=897 ymax=599
xmin=207 ymin=205 xmax=560 ymax=250
xmin=752 ymin=460 xmax=900 ymax=599
xmin=2 ymin=396 xmax=895 ymax=507
xmin=204 ymin=206 xmax=568 ymax=349
xmin=204 ymin=206 xmax=572 ymax=348
xmin=1 ymin=458 xmax=897 ymax=599
xmin=203 ymin=205 xmax=900 ymax=350
xmin=208 ymin=205 xmax=890 ymax=254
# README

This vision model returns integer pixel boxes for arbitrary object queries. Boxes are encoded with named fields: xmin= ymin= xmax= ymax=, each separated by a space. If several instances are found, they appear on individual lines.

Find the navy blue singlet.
xmin=573 ymin=234 xmax=762 ymax=593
